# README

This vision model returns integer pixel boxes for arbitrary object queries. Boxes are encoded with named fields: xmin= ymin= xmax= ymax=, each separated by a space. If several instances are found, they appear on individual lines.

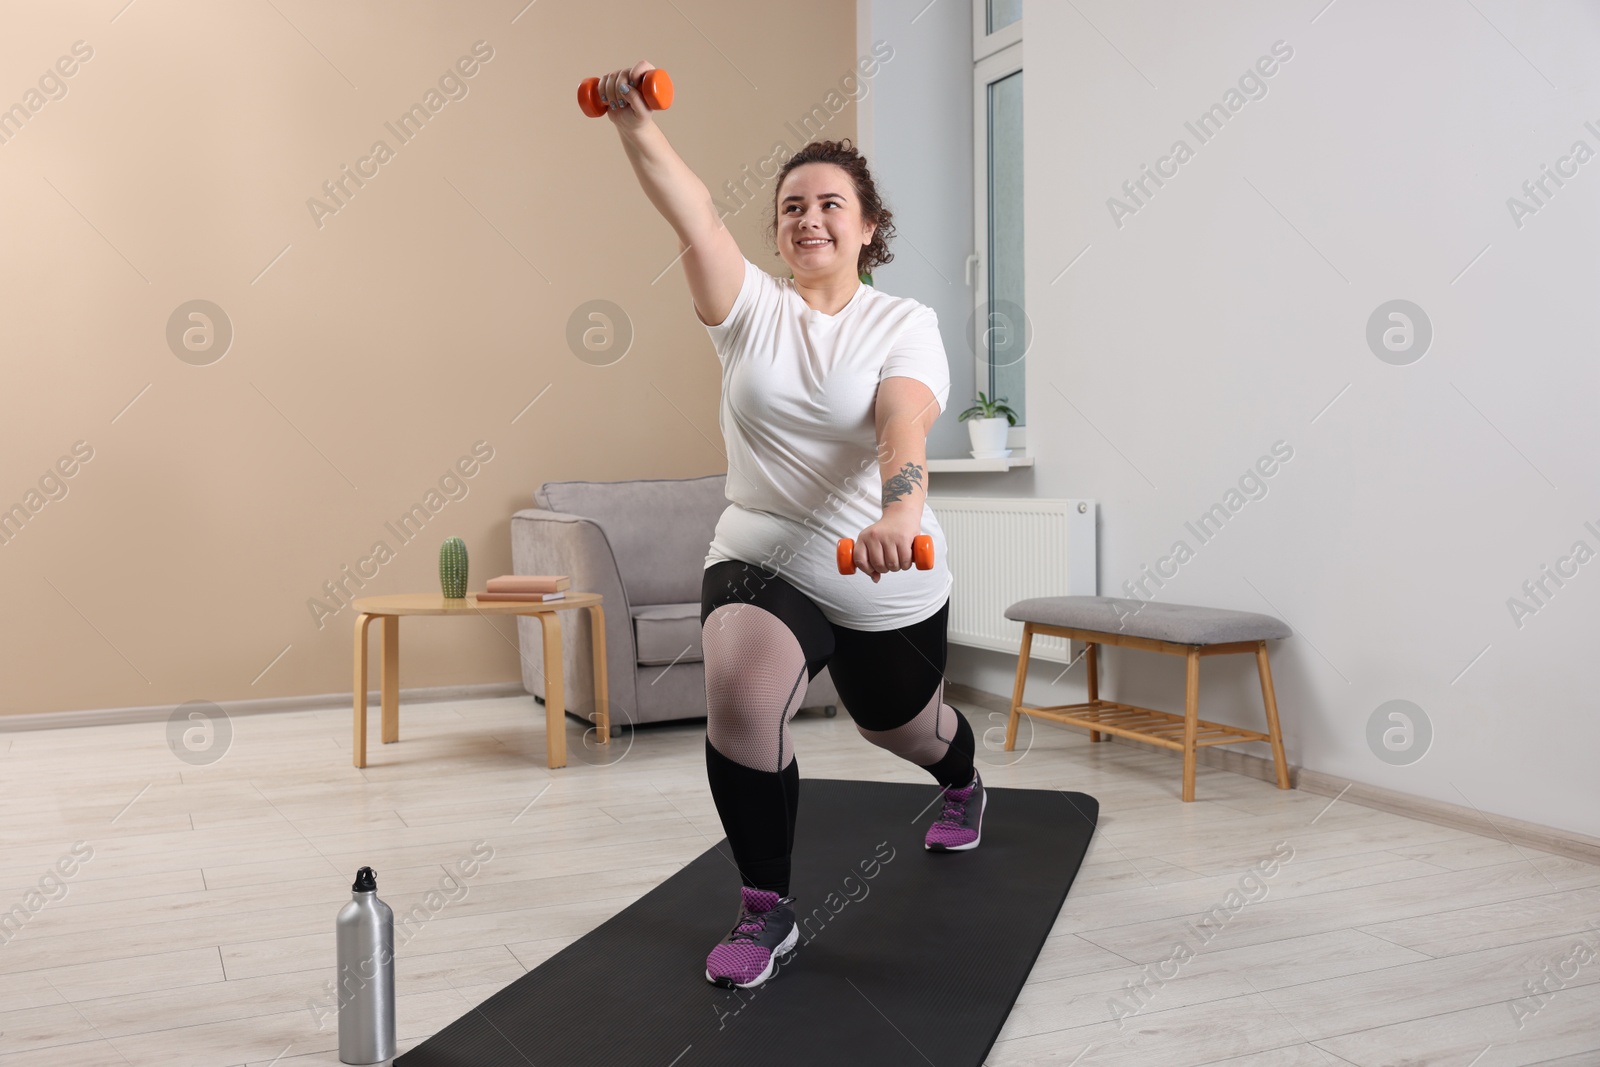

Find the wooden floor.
xmin=0 ymin=692 xmax=1596 ymax=1067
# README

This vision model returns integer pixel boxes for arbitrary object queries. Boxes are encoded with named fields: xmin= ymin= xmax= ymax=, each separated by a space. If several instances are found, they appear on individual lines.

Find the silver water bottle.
xmin=336 ymin=866 xmax=396 ymax=1064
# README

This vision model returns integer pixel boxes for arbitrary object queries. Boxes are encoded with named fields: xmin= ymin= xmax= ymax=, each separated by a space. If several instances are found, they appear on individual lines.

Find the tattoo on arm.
xmin=882 ymin=462 xmax=924 ymax=507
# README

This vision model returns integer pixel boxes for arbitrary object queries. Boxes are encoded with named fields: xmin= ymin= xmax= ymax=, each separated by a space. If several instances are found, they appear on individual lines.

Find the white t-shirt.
xmin=700 ymin=256 xmax=954 ymax=632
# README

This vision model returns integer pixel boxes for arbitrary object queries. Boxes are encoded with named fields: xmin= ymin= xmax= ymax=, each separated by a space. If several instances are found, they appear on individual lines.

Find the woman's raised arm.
xmin=599 ymin=61 xmax=745 ymax=327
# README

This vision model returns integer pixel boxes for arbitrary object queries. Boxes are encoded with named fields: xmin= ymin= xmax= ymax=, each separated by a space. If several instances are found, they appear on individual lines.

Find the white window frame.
xmin=973 ymin=4 xmax=1024 ymax=446
xmin=974 ymin=1 xmax=1022 ymax=62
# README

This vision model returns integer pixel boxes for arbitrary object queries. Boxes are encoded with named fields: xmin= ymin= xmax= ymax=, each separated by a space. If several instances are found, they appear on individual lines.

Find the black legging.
xmin=700 ymin=559 xmax=976 ymax=895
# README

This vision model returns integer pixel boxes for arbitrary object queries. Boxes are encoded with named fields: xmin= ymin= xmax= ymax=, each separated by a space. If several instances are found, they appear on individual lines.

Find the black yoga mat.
xmin=398 ymin=778 xmax=1098 ymax=1067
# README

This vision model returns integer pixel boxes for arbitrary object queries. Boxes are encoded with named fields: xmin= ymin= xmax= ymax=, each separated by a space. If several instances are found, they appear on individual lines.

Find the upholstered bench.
xmin=1002 ymin=596 xmax=1292 ymax=801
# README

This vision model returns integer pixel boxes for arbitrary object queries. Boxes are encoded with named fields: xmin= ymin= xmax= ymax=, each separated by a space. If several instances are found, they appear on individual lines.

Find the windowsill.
xmin=926 ymin=453 xmax=1035 ymax=473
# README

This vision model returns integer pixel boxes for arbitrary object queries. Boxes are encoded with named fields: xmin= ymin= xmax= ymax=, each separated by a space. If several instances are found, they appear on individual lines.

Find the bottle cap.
xmin=353 ymin=866 xmax=377 ymax=892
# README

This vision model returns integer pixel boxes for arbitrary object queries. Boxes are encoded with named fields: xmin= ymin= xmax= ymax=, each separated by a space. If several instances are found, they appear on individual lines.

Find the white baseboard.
xmin=946 ymin=682 xmax=1600 ymax=867
xmin=0 ymin=681 xmax=530 ymax=733
xmin=1287 ymin=767 xmax=1600 ymax=867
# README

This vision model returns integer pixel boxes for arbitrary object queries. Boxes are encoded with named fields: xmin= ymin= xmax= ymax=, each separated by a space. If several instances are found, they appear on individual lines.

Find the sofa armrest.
xmin=510 ymin=509 xmax=636 ymax=725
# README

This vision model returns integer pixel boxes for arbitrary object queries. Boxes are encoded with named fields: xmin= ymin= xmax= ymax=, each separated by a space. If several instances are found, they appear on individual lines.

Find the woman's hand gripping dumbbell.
xmin=577 ymin=63 xmax=674 ymax=119
xmin=837 ymin=528 xmax=935 ymax=583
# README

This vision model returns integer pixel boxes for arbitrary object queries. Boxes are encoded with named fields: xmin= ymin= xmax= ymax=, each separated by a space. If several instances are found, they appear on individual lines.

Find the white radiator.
xmin=926 ymin=496 xmax=1098 ymax=663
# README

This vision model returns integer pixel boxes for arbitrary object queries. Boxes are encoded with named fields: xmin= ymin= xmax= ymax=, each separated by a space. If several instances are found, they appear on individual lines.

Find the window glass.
xmin=988 ymin=0 xmax=1022 ymax=33
xmin=987 ymin=69 xmax=1024 ymax=424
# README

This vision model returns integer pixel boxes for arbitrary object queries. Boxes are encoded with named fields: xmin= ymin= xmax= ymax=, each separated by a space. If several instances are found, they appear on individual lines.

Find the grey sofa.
xmin=510 ymin=474 xmax=841 ymax=730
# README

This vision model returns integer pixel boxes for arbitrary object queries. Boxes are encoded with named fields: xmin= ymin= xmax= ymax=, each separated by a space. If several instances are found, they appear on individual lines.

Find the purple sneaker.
xmin=924 ymin=772 xmax=986 ymax=851
xmin=705 ymin=886 xmax=799 ymax=989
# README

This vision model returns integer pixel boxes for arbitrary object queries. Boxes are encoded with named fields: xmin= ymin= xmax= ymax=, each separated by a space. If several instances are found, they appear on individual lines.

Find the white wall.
xmin=859 ymin=0 xmax=977 ymax=461
xmin=871 ymin=0 xmax=1600 ymax=839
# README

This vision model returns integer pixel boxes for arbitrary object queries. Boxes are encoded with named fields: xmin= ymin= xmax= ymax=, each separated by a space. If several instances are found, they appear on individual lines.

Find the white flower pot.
xmin=967 ymin=416 xmax=1010 ymax=455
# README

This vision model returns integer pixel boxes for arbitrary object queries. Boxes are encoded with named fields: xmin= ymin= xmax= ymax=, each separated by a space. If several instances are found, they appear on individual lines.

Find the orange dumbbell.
xmin=837 ymin=535 xmax=935 ymax=575
xmin=577 ymin=69 xmax=674 ymax=118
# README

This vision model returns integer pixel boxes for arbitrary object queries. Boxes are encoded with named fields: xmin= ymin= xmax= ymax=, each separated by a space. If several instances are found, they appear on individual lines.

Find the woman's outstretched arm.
xmin=599 ymin=61 xmax=744 ymax=326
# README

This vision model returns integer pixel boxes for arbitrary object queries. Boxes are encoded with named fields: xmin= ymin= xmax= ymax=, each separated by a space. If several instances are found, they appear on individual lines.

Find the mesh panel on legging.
xmin=702 ymin=603 xmax=810 ymax=773
xmin=853 ymin=678 xmax=957 ymax=765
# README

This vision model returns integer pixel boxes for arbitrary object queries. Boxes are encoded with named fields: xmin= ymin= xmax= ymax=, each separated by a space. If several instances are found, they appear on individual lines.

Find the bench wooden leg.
xmin=1005 ymin=622 xmax=1033 ymax=751
xmin=1256 ymin=641 xmax=1291 ymax=790
xmin=1086 ymin=642 xmax=1102 ymax=742
xmin=1182 ymin=647 xmax=1200 ymax=802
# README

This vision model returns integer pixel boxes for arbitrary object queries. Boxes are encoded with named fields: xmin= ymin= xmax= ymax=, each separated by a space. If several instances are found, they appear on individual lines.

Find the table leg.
xmin=539 ymin=611 xmax=567 ymax=769
xmin=381 ymin=615 xmax=400 ymax=744
xmin=586 ymin=603 xmax=609 ymax=744
xmin=353 ymin=613 xmax=377 ymax=768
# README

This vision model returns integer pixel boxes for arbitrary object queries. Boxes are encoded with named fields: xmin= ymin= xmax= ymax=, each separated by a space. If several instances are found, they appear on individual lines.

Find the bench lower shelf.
xmin=1019 ymin=699 xmax=1275 ymax=751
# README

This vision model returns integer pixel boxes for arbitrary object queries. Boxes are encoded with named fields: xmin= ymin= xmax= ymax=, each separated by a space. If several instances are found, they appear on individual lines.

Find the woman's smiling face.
xmin=776 ymin=162 xmax=876 ymax=281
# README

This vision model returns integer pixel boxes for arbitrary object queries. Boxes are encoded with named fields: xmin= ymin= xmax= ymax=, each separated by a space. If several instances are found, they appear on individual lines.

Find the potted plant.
xmin=956 ymin=392 xmax=1018 ymax=456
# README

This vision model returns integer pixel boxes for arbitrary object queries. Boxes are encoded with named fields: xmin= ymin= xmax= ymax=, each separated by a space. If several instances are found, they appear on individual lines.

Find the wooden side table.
xmin=350 ymin=592 xmax=607 ymax=770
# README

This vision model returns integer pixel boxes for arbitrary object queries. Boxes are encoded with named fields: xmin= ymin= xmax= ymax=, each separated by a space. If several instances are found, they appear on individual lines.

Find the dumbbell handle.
xmin=838 ymin=535 xmax=934 ymax=575
xmin=577 ymin=69 xmax=674 ymax=118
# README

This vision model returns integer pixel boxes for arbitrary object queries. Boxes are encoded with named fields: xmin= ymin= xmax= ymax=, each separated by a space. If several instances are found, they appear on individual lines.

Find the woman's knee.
xmin=702 ymin=603 xmax=812 ymax=772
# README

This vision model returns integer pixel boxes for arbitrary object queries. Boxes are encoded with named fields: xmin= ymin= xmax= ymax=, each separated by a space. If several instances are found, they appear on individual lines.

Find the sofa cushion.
xmin=631 ymin=603 xmax=705 ymax=666
xmin=537 ymin=475 xmax=726 ymax=608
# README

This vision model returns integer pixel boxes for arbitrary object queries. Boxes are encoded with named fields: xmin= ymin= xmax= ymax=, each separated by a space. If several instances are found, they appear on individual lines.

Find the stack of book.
xmin=476 ymin=575 xmax=571 ymax=602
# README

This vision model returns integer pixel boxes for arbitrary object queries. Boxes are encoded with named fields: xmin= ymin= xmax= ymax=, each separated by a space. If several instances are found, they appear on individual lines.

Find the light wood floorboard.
xmin=0 ymin=694 xmax=1594 ymax=1066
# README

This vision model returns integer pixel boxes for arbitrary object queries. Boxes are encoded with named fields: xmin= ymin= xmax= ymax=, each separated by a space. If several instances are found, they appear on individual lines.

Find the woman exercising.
xmin=595 ymin=61 xmax=983 ymax=991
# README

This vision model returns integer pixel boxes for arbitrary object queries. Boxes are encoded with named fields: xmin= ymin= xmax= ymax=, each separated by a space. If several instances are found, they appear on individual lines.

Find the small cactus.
xmin=439 ymin=537 xmax=468 ymax=598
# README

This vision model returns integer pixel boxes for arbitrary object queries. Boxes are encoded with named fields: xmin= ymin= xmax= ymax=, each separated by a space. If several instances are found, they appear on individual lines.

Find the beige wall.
xmin=0 ymin=1 xmax=862 ymax=716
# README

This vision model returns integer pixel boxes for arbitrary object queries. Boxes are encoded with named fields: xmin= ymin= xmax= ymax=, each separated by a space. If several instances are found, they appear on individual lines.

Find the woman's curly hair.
xmin=768 ymin=139 xmax=896 ymax=276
